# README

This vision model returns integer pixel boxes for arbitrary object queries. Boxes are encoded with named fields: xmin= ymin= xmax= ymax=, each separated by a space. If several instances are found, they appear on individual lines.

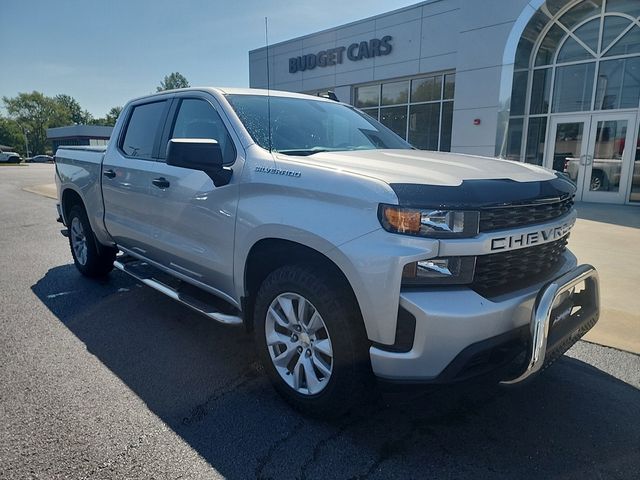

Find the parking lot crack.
xmin=299 ymin=405 xmax=385 ymax=480
xmin=181 ymin=361 xmax=263 ymax=427
xmin=255 ymin=419 xmax=305 ymax=479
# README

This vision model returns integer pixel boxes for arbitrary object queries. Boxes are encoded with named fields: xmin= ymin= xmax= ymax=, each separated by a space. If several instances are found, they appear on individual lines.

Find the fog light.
xmin=402 ymin=256 xmax=476 ymax=286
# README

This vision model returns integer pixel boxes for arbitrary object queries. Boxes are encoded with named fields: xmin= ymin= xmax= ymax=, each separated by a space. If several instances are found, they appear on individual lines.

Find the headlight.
xmin=378 ymin=204 xmax=479 ymax=238
xmin=402 ymin=256 xmax=476 ymax=285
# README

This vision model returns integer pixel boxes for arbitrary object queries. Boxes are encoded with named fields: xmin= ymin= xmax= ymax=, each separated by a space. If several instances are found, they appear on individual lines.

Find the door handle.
xmin=103 ymin=169 xmax=116 ymax=179
xmin=152 ymin=177 xmax=170 ymax=189
xmin=579 ymin=154 xmax=587 ymax=166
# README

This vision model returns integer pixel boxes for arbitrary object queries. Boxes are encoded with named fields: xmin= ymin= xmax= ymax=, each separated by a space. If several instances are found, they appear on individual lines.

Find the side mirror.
xmin=166 ymin=138 xmax=232 ymax=186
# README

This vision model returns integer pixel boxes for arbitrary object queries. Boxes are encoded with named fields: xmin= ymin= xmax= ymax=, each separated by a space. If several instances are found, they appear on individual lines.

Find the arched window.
xmin=503 ymin=0 xmax=640 ymax=164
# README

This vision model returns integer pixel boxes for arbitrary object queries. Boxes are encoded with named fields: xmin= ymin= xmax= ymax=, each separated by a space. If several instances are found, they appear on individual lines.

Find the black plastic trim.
xmin=435 ymin=326 xmax=528 ymax=383
xmin=389 ymin=176 xmax=576 ymax=210
xmin=376 ymin=325 xmax=528 ymax=386
xmin=372 ymin=306 xmax=416 ymax=353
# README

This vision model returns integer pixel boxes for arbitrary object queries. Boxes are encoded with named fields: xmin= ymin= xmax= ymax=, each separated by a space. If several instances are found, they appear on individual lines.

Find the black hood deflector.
xmin=389 ymin=175 xmax=576 ymax=209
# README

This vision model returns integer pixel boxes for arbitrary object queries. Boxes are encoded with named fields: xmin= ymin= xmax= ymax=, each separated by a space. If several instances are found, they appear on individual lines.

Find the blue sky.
xmin=0 ymin=0 xmax=415 ymax=117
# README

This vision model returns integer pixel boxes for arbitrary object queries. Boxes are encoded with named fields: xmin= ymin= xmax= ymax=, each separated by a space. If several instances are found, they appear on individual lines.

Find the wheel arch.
xmin=61 ymin=187 xmax=85 ymax=223
xmin=60 ymin=186 xmax=114 ymax=254
xmin=241 ymin=237 xmax=365 ymax=334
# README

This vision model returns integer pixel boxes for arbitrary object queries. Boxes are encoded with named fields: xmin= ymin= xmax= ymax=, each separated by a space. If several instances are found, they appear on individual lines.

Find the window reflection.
xmin=354 ymin=73 xmax=455 ymax=151
xmin=630 ymin=123 xmax=640 ymax=202
xmin=552 ymin=122 xmax=584 ymax=176
xmin=552 ymin=63 xmax=596 ymax=112
xmin=590 ymin=120 xmax=626 ymax=192
xmin=595 ymin=57 xmax=640 ymax=110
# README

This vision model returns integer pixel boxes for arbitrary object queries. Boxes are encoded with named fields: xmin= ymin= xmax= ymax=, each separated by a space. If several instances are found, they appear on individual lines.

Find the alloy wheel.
xmin=265 ymin=292 xmax=334 ymax=395
xmin=70 ymin=216 xmax=88 ymax=266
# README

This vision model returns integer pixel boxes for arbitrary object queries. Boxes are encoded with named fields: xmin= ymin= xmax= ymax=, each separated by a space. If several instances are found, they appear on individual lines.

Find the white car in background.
xmin=0 ymin=149 xmax=21 ymax=163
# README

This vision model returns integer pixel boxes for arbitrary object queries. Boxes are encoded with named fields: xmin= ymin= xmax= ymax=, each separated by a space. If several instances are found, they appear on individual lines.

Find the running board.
xmin=113 ymin=255 xmax=243 ymax=326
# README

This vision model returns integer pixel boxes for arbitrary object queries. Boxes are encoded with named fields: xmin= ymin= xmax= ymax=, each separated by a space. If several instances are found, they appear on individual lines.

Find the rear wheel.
xmin=254 ymin=264 xmax=372 ymax=418
xmin=67 ymin=204 xmax=117 ymax=277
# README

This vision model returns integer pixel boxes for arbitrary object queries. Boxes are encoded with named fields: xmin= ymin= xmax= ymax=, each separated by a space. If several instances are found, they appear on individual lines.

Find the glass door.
xmin=582 ymin=113 xmax=637 ymax=204
xmin=546 ymin=115 xmax=591 ymax=200
xmin=546 ymin=114 xmax=638 ymax=203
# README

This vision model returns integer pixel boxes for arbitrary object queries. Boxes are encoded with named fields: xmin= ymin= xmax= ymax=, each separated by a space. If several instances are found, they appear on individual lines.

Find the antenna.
xmin=265 ymin=17 xmax=273 ymax=153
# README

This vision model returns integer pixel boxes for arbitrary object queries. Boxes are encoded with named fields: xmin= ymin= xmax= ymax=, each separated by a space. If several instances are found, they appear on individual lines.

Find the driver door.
xmin=143 ymin=96 xmax=242 ymax=299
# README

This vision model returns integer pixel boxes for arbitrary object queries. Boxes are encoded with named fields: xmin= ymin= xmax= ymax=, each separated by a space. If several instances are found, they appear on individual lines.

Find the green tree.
xmin=0 ymin=117 xmax=26 ymax=155
xmin=90 ymin=106 xmax=122 ymax=127
xmin=2 ymin=91 xmax=71 ymax=155
xmin=157 ymin=72 xmax=190 ymax=91
xmin=55 ymin=94 xmax=93 ymax=124
xmin=105 ymin=106 xmax=123 ymax=125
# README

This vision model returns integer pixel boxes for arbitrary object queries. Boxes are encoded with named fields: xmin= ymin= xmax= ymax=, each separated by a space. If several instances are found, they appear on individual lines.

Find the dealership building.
xmin=249 ymin=0 xmax=640 ymax=205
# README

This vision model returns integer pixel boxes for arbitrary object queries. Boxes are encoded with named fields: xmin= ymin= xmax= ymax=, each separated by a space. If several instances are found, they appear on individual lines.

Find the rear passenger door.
xmin=102 ymin=99 xmax=170 ymax=260
xmin=145 ymin=95 xmax=242 ymax=300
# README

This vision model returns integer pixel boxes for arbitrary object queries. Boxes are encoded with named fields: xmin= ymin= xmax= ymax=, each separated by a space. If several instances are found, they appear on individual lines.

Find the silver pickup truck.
xmin=55 ymin=87 xmax=599 ymax=416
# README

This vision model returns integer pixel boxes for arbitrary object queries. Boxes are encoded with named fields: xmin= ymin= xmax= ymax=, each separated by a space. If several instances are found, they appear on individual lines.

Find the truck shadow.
xmin=32 ymin=265 xmax=640 ymax=479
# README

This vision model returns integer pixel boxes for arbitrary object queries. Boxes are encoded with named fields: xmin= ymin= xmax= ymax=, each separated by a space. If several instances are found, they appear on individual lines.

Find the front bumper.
xmin=500 ymin=264 xmax=599 ymax=384
xmin=370 ymin=257 xmax=600 ymax=383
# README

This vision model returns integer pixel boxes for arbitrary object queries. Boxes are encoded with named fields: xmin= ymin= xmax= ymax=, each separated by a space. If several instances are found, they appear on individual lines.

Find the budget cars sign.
xmin=288 ymin=35 xmax=393 ymax=74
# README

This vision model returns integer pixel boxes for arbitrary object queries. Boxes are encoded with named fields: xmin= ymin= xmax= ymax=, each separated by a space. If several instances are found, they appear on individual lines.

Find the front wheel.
xmin=254 ymin=264 xmax=373 ymax=418
xmin=67 ymin=204 xmax=117 ymax=277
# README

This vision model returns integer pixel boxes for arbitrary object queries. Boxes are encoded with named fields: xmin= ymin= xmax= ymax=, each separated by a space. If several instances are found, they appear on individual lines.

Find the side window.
xmin=121 ymin=101 xmax=167 ymax=159
xmin=171 ymin=99 xmax=236 ymax=163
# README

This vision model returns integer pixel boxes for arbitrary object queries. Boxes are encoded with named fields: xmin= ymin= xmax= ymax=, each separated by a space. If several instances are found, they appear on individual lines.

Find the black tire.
xmin=253 ymin=264 xmax=373 ymax=418
xmin=67 ymin=204 xmax=117 ymax=277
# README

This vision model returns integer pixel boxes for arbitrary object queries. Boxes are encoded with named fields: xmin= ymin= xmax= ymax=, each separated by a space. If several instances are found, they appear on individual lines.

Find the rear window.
xmin=121 ymin=101 xmax=167 ymax=158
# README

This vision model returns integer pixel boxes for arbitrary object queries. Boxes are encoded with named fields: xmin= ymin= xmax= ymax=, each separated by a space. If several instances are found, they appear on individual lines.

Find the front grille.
xmin=479 ymin=196 xmax=574 ymax=232
xmin=471 ymin=235 xmax=569 ymax=297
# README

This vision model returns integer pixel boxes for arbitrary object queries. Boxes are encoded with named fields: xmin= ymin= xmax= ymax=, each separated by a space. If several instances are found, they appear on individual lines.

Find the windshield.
xmin=225 ymin=94 xmax=411 ymax=155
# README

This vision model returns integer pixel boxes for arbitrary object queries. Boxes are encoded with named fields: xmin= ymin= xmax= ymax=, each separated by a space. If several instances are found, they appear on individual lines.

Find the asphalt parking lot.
xmin=1 ymin=164 xmax=639 ymax=479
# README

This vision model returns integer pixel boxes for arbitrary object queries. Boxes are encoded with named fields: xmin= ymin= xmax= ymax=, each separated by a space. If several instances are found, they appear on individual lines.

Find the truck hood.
xmin=277 ymin=149 xmax=556 ymax=186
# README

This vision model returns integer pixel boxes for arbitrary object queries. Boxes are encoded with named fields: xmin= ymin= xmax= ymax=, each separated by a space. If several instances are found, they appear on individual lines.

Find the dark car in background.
xmin=26 ymin=155 xmax=54 ymax=163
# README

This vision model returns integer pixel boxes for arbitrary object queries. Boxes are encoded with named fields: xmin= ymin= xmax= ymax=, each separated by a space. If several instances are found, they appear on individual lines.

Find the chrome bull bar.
xmin=501 ymin=264 xmax=600 ymax=385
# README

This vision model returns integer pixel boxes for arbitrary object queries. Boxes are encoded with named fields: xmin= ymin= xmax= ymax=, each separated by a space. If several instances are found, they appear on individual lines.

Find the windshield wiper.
xmin=276 ymin=148 xmax=333 ymax=156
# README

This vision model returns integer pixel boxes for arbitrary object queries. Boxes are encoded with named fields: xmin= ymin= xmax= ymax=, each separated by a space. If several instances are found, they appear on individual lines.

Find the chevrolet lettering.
xmin=490 ymin=220 xmax=575 ymax=252
xmin=54 ymin=87 xmax=599 ymax=417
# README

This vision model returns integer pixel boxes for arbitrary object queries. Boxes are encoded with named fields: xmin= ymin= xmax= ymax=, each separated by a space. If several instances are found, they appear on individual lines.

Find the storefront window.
xmin=530 ymin=68 xmax=551 ymax=114
xmin=606 ymin=0 xmax=640 ymax=17
xmin=411 ymin=76 xmax=441 ymax=102
xmin=443 ymin=74 xmax=455 ymax=100
xmin=505 ymin=118 xmax=524 ymax=161
xmin=503 ymin=0 xmax=640 ymax=185
xmin=630 ymin=122 xmax=640 ymax=202
xmin=595 ymin=57 xmax=640 ymax=109
xmin=551 ymin=62 xmax=596 ymax=112
xmin=355 ymin=72 xmax=455 ymax=151
xmin=361 ymin=108 xmax=379 ymax=120
xmin=409 ymin=103 xmax=440 ymax=150
xmin=525 ymin=117 xmax=547 ymax=166
xmin=354 ymin=85 xmax=380 ymax=108
xmin=510 ymin=71 xmax=528 ymax=116
xmin=381 ymin=81 xmax=409 ymax=105
xmin=440 ymin=102 xmax=454 ymax=152
xmin=604 ymin=25 xmax=640 ymax=57
xmin=535 ymin=24 xmax=565 ymax=66
xmin=380 ymin=106 xmax=407 ymax=138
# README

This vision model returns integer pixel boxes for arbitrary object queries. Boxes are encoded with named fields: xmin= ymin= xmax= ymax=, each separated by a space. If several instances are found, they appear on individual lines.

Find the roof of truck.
xmin=128 ymin=87 xmax=336 ymax=104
